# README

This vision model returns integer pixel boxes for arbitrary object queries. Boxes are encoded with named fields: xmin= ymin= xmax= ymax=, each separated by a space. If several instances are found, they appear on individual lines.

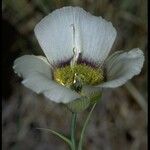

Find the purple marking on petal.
xmin=77 ymin=57 xmax=98 ymax=68
xmin=53 ymin=56 xmax=101 ymax=69
xmin=53 ymin=57 xmax=72 ymax=68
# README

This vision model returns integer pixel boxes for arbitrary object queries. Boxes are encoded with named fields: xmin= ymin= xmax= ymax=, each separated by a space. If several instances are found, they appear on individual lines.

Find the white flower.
xmin=13 ymin=6 xmax=144 ymax=111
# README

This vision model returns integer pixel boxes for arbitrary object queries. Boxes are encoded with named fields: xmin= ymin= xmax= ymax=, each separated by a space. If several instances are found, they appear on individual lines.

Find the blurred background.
xmin=2 ymin=0 xmax=147 ymax=150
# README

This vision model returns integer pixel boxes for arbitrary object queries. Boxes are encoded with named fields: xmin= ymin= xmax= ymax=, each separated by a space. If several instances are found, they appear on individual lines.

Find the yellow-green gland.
xmin=53 ymin=64 xmax=104 ymax=112
xmin=54 ymin=64 xmax=104 ymax=87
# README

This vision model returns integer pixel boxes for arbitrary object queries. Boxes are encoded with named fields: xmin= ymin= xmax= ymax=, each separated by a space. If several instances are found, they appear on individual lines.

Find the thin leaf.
xmin=36 ymin=128 xmax=72 ymax=147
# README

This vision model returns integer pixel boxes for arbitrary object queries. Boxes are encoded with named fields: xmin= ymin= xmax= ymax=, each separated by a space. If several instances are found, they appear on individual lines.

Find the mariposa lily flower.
xmin=13 ymin=6 xmax=144 ymax=112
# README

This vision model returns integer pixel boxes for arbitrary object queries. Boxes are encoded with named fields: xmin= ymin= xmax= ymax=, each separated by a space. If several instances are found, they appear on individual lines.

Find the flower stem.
xmin=71 ymin=112 xmax=77 ymax=150
xmin=78 ymin=103 xmax=97 ymax=150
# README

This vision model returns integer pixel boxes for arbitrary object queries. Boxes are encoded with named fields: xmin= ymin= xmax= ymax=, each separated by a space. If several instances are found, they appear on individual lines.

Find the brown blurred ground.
xmin=2 ymin=0 xmax=147 ymax=150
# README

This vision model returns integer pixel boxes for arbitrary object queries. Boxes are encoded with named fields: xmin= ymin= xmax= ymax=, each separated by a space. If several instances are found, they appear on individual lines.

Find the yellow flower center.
xmin=53 ymin=64 xmax=104 ymax=91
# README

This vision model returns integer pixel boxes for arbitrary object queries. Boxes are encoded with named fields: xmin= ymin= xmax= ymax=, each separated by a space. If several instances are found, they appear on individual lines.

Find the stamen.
xmin=70 ymin=24 xmax=81 ymax=68
xmin=71 ymin=73 xmax=83 ymax=92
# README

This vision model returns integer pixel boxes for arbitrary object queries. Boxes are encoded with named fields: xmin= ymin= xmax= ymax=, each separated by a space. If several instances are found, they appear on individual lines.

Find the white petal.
xmin=34 ymin=7 xmax=75 ymax=63
xmin=75 ymin=9 xmax=117 ymax=63
xmin=99 ymin=48 xmax=144 ymax=88
xmin=22 ymin=73 xmax=81 ymax=103
xmin=34 ymin=6 xmax=116 ymax=64
xmin=13 ymin=55 xmax=52 ymax=79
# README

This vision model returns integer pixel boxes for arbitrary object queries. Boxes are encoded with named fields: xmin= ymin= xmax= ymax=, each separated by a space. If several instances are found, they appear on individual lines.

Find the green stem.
xmin=71 ymin=113 xmax=77 ymax=150
xmin=78 ymin=103 xmax=97 ymax=150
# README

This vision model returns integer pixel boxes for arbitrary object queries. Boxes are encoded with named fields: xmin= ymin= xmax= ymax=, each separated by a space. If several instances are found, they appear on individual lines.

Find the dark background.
xmin=2 ymin=0 xmax=147 ymax=150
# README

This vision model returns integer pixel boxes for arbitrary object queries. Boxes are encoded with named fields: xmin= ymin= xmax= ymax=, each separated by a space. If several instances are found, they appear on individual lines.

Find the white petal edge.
xmin=13 ymin=55 xmax=52 ymax=79
xmin=98 ymin=48 xmax=144 ymax=88
xmin=34 ymin=6 xmax=117 ymax=64
xmin=22 ymin=73 xmax=81 ymax=103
